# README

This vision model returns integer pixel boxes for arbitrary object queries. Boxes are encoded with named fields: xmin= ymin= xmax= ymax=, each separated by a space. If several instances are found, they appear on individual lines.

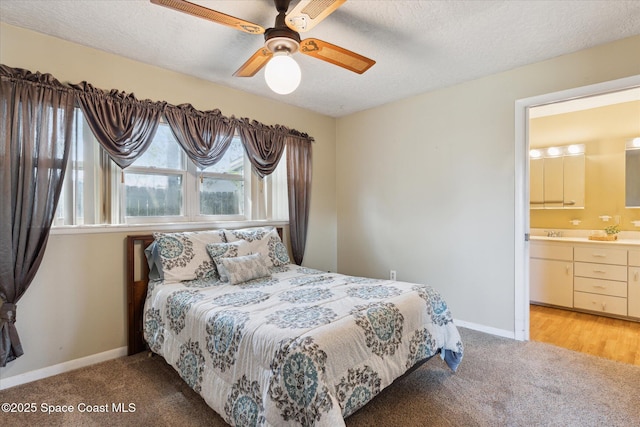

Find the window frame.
xmin=54 ymin=109 xmax=288 ymax=230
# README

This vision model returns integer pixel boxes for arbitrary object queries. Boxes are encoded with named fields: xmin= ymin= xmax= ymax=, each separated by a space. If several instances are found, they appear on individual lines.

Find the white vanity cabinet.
xmin=573 ymin=247 xmax=628 ymax=316
xmin=543 ymin=156 xmax=564 ymax=208
xmin=530 ymin=241 xmax=573 ymax=307
xmin=530 ymin=239 xmax=640 ymax=321
xmin=529 ymin=153 xmax=585 ymax=209
xmin=629 ymin=251 xmax=640 ymax=319
xmin=562 ymin=154 xmax=585 ymax=208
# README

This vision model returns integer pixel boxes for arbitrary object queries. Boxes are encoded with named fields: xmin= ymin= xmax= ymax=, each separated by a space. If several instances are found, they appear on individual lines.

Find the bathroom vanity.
xmin=530 ymin=236 xmax=640 ymax=320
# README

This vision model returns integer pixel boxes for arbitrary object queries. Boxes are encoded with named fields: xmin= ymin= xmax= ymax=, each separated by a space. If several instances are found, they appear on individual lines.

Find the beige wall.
xmin=0 ymin=23 xmax=337 ymax=379
xmin=336 ymin=35 xmax=640 ymax=332
xmin=530 ymin=101 xmax=640 ymax=231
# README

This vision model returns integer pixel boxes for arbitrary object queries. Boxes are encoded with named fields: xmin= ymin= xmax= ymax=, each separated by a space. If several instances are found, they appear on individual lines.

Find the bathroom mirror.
xmin=626 ymin=147 xmax=640 ymax=207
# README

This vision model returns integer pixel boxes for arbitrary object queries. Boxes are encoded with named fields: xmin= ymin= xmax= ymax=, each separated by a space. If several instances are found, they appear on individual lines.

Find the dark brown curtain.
xmin=286 ymin=136 xmax=313 ymax=265
xmin=164 ymin=104 xmax=236 ymax=169
xmin=0 ymin=65 xmax=75 ymax=367
xmin=236 ymin=118 xmax=287 ymax=178
xmin=71 ymin=82 xmax=165 ymax=169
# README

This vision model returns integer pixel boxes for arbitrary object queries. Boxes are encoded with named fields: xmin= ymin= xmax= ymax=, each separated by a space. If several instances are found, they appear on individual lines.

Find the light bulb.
xmin=529 ymin=149 xmax=542 ymax=158
xmin=547 ymin=147 xmax=561 ymax=157
xmin=567 ymin=144 xmax=583 ymax=154
xmin=264 ymin=52 xmax=301 ymax=95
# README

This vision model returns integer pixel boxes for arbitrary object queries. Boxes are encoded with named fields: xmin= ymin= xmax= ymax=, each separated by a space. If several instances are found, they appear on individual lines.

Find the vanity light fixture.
xmin=530 ymin=143 xmax=585 ymax=158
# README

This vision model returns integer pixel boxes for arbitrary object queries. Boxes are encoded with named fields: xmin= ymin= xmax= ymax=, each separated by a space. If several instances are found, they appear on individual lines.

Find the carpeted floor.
xmin=1 ymin=327 xmax=638 ymax=426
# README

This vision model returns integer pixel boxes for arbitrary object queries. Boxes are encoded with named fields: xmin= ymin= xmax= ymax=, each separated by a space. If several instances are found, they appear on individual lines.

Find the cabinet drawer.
xmin=574 ymin=262 xmax=627 ymax=282
xmin=574 ymin=277 xmax=627 ymax=298
xmin=574 ymin=292 xmax=627 ymax=316
xmin=530 ymin=243 xmax=573 ymax=261
xmin=574 ymin=247 xmax=627 ymax=265
xmin=629 ymin=251 xmax=640 ymax=267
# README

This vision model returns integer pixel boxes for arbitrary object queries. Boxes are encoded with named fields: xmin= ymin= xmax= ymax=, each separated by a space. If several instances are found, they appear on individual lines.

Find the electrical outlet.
xmin=390 ymin=270 xmax=397 ymax=281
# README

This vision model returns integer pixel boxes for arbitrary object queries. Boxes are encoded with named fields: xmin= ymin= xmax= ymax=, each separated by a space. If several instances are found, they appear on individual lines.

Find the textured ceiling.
xmin=2 ymin=0 xmax=640 ymax=117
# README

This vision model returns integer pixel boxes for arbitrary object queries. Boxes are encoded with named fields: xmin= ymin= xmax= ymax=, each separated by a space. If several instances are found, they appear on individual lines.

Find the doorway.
xmin=513 ymin=75 xmax=640 ymax=341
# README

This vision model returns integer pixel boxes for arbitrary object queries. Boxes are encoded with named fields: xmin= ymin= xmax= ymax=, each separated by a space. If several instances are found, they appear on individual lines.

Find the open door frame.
xmin=513 ymin=75 xmax=640 ymax=341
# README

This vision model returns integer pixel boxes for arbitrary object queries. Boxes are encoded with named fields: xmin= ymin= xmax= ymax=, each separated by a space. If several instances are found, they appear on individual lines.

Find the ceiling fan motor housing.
xmin=264 ymin=6 xmax=301 ymax=55
xmin=265 ymin=30 xmax=300 ymax=54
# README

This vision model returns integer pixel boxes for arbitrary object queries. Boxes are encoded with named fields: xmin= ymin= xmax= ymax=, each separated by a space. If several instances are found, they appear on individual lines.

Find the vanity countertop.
xmin=531 ymin=235 xmax=640 ymax=246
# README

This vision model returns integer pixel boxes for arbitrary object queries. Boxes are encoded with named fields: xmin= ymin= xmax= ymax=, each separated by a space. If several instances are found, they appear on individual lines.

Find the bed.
xmin=126 ymin=226 xmax=463 ymax=427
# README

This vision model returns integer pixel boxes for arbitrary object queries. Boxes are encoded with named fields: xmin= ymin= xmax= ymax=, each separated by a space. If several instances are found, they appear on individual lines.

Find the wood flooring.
xmin=529 ymin=304 xmax=640 ymax=366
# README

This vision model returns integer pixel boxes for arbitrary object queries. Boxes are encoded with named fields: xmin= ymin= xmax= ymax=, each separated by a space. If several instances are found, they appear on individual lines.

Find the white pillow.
xmin=215 ymin=253 xmax=271 ymax=285
xmin=224 ymin=227 xmax=290 ymax=267
xmin=153 ymin=229 xmax=226 ymax=282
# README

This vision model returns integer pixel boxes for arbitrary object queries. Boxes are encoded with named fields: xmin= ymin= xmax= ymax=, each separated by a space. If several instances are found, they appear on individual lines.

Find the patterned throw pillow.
xmin=224 ymin=227 xmax=290 ymax=267
xmin=215 ymin=253 xmax=270 ymax=285
xmin=153 ymin=230 xmax=226 ymax=282
xmin=206 ymin=240 xmax=252 ymax=259
xmin=223 ymin=226 xmax=274 ymax=242
xmin=205 ymin=240 xmax=252 ymax=276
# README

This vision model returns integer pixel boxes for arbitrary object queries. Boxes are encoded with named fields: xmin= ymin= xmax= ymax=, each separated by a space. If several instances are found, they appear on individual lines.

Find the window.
xmin=198 ymin=139 xmax=246 ymax=217
xmin=55 ymin=109 xmax=102 ymax=226
xmin=55 ymin=109 xmax=288 ymax=227
xmin=124 ymin=124 xmax=185 ymax=218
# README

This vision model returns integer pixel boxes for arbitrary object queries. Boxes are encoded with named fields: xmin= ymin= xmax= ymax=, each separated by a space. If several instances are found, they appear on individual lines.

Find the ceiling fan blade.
xmin=300 ymin=38 xmax=375 ymax=74
xmin=233 ymin=48 xmax=273 ymax=77
xmin=285 ymin=0 xmax=346 ymax=32
xmin=150 ymin=0 xmax=265 ymax=34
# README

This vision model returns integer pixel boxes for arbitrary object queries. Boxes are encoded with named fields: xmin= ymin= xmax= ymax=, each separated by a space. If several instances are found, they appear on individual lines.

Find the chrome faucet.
xmin=546 ymin=230 xmax=563 ymax=237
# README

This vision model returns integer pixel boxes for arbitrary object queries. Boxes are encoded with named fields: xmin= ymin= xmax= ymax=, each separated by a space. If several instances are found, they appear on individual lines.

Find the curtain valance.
xmin=235 ymin=118 xmax=287 ymax=178
xmin=164 ymin=103 xmax=236 ymax=170
xmin=70 ymin=82 xmax=166 ymax=169
xmin=66 ymin=82 xmax=314 ymax=173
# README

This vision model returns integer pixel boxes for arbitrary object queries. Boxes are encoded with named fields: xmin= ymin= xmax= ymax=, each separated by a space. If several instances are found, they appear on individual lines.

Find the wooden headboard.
xmin=126 ymin=234 xmax=156 ymax=355
xmin=126 ymin=227 xmax=284 ymax=356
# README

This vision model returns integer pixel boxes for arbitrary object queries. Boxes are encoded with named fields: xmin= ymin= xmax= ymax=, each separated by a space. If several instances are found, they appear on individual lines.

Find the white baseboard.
xmin=0 ymin=346 xmax=128 ymax=391
xmin=454 ymin=318 xmax=516 ymax=340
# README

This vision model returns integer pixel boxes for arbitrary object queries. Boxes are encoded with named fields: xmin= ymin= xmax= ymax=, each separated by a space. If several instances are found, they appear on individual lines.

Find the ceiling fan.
xmin=150 ymin=0 xmax=375 ymax=94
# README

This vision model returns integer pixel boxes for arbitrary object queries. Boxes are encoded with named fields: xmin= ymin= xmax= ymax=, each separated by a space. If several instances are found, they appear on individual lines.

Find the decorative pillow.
xmin=144 ymin=241 xmax=164 ymax=280
xmin=205 ymin=240 xmax=252 ymax=278
xmin=206 ymin=240 xmax=252 ymax=259
xmin=215 ymin=253 xmax=271 ymax=285
xmin=153 ymin=229 xmax=226 ymax=282
xmin=224 ymin=226 xmax=274 ymax=242
xmin=224 ymin=227 xmax=290 ymax=267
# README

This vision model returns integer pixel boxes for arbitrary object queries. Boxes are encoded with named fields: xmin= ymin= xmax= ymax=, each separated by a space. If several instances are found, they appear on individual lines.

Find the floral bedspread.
xmin=143 ymin=264 xmax=463 ymax=426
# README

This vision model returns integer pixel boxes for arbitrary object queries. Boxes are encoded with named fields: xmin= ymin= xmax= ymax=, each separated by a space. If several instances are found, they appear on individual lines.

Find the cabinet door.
xmin=563 ymin=154 xmax=584 ymax=208
xmin=530 ymin=258 xmax=573 ymax=307
xmin=629 ymin=267 xmax=640 ymax=319
xmin=530 ymin=158 xmax=544 ymax=209
xmin=543 ymin=156 xmax=564 ymax=208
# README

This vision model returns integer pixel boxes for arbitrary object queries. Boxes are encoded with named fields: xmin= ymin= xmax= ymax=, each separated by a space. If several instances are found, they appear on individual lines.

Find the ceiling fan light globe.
xmin=264 ymin=54 xmax=301 ymax=95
